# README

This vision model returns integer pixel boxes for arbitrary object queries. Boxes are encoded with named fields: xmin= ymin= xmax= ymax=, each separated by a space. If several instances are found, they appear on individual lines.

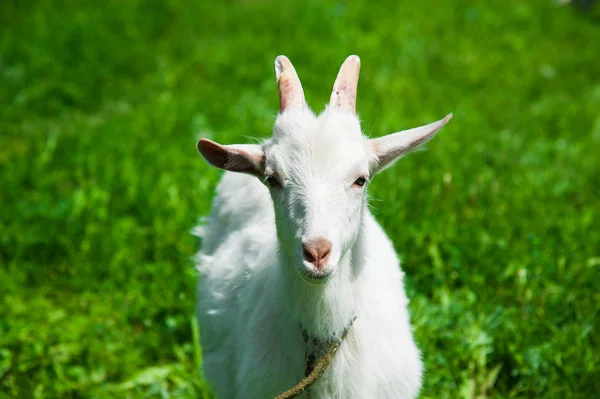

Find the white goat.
xmin=195 ymin=55 xmax=451 ymax=399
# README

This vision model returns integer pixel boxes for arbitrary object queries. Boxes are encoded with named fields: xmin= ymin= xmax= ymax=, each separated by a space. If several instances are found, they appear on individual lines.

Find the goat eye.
xmin=353 ymin=177 xmax=367 ymax=188
xmin=266 ymin=175 xmax=282 ymax=189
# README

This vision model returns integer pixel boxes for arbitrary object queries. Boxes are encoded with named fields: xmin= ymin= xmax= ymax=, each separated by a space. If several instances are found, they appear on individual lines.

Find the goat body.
xmin=195 ymin=55 xmax=451 ymax=399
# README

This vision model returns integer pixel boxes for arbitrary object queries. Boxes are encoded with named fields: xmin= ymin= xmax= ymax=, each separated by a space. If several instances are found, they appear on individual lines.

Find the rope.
xmin=274 ymin=317 xmax=356 ymax=399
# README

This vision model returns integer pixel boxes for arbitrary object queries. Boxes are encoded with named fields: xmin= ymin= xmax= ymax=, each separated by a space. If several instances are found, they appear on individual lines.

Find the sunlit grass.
xmin=1 ymin=0 xmax=599 ymax=397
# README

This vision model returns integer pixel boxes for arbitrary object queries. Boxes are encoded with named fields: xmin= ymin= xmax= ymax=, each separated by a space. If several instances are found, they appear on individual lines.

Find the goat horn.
xmin=329 ymin=55 xmax=361 ymax=114
xmin=275 ymin=55 xmax=306 ymax=112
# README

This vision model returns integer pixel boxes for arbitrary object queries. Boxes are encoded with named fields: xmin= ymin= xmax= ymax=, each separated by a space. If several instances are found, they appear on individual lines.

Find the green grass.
xmin=1 ymin=0 xmax=599 ymax=397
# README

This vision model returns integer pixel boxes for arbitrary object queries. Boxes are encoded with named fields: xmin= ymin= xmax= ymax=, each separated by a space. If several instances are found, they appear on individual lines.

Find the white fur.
xmin=195 ymin=56 xmax=451 ymax=399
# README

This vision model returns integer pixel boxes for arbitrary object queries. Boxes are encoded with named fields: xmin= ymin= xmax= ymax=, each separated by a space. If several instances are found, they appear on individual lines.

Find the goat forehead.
xmin=316 ymin=109 xmax=363 ymax=140
xmin=272 ymin=107 xmax=363 ymax=141
xmin=268 ymin=135 xmax=367 ymax=180
xmin=269 ymin=110 xmax=367 ymax=177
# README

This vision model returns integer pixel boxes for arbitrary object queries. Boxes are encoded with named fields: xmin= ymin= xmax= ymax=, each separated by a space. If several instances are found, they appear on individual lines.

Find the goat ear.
xmin=368 ymin=114 xmax=452 ymax=174
xmin=197 ymin=138 xmax=265 ymax=176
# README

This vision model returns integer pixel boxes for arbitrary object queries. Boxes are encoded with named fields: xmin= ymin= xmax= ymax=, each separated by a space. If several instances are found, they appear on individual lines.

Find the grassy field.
xmin=1 ymin=0 xmax=599 ymax=397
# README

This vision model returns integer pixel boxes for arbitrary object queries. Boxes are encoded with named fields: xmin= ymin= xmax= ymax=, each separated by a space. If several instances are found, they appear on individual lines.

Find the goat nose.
xmin=302 ymin=238 xmax=332 ymax=269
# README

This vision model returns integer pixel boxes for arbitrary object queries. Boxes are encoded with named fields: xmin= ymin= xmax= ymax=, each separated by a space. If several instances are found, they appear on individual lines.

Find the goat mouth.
xmin=299 ymin=268 xmax=331 ymax=284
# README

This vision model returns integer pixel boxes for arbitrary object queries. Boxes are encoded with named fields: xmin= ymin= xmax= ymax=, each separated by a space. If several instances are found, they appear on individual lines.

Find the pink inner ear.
xmin=369 ymin=113 xmax=453 ymax=173
xmin=198 ymin=139 xmax=229 ymax=169
xmin=197 ymin=139 xmax=265 ymax=176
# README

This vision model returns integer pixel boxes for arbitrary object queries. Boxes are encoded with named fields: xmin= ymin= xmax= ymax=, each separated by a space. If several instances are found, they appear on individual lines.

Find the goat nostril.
xmin=302 ymin=238 xmax=332 ymax=268
xmin=303 ymin=246 xmax=317 ymax=263
xmin=315 ymin=240 xmax=331 ymax=260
